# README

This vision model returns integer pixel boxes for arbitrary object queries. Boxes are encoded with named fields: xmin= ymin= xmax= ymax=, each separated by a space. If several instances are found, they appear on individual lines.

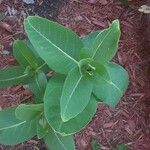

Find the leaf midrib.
xmin=55 ymin=133 xmax=69 ymax=150
xmin=99 ymin=75 xmax=123 ymax=96
xmin=17 ymin=46 xmax=36 ymax=67
xmin=0 ymin=121 xmax=26 ymax=131
xmin=92 ymin=27 xmax=112 ymax=59
xmin=62 ymin=75 xmax=83 ymax=118
xmin=0 ymin=73 xmax=29 ymax=82
xmin=26 ymin=19 xmax=79 ymax=65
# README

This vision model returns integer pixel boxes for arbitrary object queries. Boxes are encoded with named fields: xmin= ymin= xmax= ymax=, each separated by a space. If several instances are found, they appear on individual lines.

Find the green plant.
xmin=0 ymin=16 xmax=129 ymax=149
xmin=90 ymin=139 xmax=128 ymax=150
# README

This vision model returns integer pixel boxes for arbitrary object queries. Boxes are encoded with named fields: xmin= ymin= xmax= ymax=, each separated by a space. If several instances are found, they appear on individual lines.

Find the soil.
xmin=0 ymin=0 xmax=150 ymax=150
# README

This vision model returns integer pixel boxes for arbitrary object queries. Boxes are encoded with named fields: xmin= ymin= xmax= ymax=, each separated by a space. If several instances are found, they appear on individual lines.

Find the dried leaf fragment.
xmin=138 ymin=5 xmax=150 ymax=14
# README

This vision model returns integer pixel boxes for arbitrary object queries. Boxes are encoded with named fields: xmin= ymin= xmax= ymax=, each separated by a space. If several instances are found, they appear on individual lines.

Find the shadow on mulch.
xmin=23 ymin=0 xmax=65 ymax=19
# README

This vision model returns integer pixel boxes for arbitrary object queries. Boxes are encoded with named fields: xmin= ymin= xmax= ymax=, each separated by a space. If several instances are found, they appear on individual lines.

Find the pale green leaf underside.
xmin=0 ymin=66 xmax=30 ymax=89
xmin=15 ymin=103 xmax=43 ymax=121
xmin=44 ymin=78 xmax=97 ymax=135
xmin=60 ymin=67 xmax=93 ymax=122
xmin=93 ymin=63 xmax=129 ymax=107
xmin=0 ymin=120 xmax=36 ymax=145
xmin=24 ymin=16 xmax=83 ymax=74
xmin=44 ymin=130 xmax=75 ymax=150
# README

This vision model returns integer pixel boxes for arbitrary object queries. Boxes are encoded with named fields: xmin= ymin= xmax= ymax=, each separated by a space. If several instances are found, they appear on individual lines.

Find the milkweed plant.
xmin=0 ymin=16 xmax=129 ymax=149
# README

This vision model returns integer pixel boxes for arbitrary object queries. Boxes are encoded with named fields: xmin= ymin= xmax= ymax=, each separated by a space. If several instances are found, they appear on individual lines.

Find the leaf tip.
xmin=61 ymin=114 xmax=69 ymax=122
xmin=111 ymin=19 xmax=120 ymax=31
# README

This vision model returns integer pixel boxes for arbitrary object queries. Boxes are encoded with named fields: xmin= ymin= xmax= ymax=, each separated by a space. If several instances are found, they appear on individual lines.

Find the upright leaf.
xmin=81 ymin=31 xmax=100 ymax=58
xmin=24 ymin=16 xmax=83 ymax=74
xmin=91 ymin=20 xmax=120 ymax=63
xmin=13 ymin=40 xmax=38 ymax=69
xmin=93 ymin=63 xmax=129 ymax=107
xmin=60 ymin=67 xmax=93 ymax=122
xmin=44 ymin=130 xmax=75 ymax=150
xmin=0 ymin=66 xmax=31 ymax=89
xmin=28 ymin=70 xmax=47 ymax=102
xmin=15 ymin=103 xmax=43 ymax=121
xmin=44 ymin=76 xmax=97 ymax=135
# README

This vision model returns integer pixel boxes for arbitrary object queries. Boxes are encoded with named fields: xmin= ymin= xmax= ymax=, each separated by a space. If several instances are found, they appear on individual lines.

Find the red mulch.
xmin=0 ymin=0 xmax=150 ymax=150
xmin=57 ymin=0 xmax=150 ymax=149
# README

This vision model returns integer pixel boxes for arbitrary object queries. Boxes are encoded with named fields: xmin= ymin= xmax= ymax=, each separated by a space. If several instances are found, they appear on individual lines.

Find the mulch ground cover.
xmin=0 ymin=0 xmax=150 ymax=149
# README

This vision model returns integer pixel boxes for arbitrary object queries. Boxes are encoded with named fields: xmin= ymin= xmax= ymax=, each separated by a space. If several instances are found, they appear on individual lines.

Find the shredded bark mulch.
xmin=0 ymin=0 xmax=150 ymax=150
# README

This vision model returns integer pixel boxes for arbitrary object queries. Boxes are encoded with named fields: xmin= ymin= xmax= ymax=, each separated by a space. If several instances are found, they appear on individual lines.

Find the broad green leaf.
xmin=37 ymin=115 xmax=49 ymax=139
xmin=93 ymin=63 xmax=129 ymax=107
xmin=81 ymin=31 xmax=99 ymax=59
xmin=44 ymin=77 xmax=97 ymax=135
xmin=15 ymin=103 xmax=43 ymax=121
xmin=0 ymin=66 xmax=31 ymax=89
xmin=44 ymin=129 xmax=75 ymax=150
xmin=60 ymin=67 xmax=93 ymax=122
xmin=0 ymin=107 xmax=22 ymax=131
xmin=28 ymin=70 xmax=47 ymax=102
xmin=0 ymin=120 xmax=37 ymax=145
xmin=91 ymin=20 xmax=121 ymax=63
xmin=24 ymin=16 xmax=83 ymax=74
xmin=13 ymin=40 xmax=39 ymax=68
